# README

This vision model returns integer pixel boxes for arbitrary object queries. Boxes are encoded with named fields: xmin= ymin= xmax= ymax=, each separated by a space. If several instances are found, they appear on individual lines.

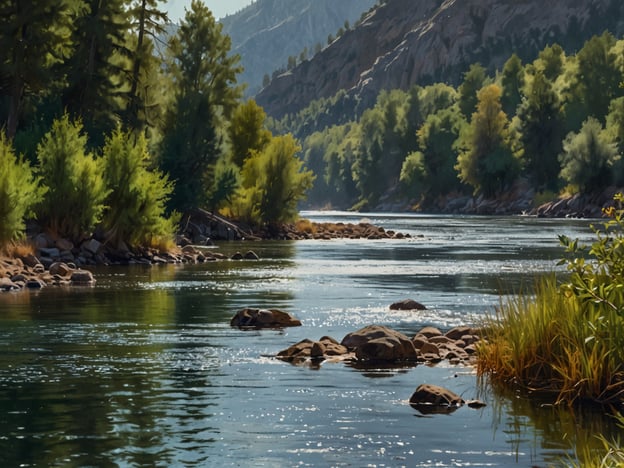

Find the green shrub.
xmin=36 ymin=114 xmax=108 ymax=242
xmin=101 ymin=128 xmax=178 ymax=249
xmin=0 ymin=133 xmax=43 ymax=247
xmin=233 ymin=134 xmax=314 ymax=225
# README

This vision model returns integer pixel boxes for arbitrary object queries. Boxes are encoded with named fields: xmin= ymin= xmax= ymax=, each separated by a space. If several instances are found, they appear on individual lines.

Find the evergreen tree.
xmin=160 ymin=0 xmax=243 ymax=212
xmin=36 ymin=114 xmax=108 ymax=242
xmin=228 ymin=99 xmax=271 ymax=168
xmin=101 ymin=127 xmax=177 ymax=248
xmin=516 ymin=71 xmax=564 ymax=191
xmin=0 ymin=0 xmax=79 ymax=138
xmin=62 ymin=0 xmax=128 ymax=145
xmin=124 ymin=0 xmax=169 ymax=134
xmin=500 ymin=54 xmax=524 ymax=116
xmin=575 ymin=32 xmax=621 ymax=122
xmin=235 ymin=135 xmax=314 ymax=225
xmin=458 ymin=63 xmax=488 ymax=119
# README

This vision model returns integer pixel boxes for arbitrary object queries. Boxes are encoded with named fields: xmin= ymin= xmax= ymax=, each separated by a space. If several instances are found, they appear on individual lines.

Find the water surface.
xmin=0 ymin=213 xmax=618 ymax=467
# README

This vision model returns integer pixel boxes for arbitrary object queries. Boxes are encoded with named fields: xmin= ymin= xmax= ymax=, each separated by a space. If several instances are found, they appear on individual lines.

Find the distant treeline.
xmin=270 ymin=32 xmax=624 ymax=210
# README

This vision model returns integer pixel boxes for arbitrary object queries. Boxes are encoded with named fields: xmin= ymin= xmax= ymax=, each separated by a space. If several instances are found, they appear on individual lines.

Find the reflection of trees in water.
xmin=482 ymin=378 xmax=623 ymax=465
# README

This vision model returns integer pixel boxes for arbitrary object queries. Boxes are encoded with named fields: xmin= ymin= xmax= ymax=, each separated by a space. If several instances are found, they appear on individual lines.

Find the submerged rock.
xmin=230 ymin=308 xmax=302 ymax=329
xmin=389 ymin=299 xmax=427 ymax=310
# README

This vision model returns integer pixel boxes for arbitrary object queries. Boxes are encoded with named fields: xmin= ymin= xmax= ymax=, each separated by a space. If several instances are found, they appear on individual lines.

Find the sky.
xmin=165 ymin=0 xmax=254 ymax=21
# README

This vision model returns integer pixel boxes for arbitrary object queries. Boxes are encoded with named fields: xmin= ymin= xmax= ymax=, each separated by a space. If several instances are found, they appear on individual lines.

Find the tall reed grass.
xmin=477 ymin=276 xmax=624 ymax=405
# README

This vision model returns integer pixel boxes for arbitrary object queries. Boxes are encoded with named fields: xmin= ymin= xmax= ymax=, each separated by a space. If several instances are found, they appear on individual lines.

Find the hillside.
xmin=256 ymin=0 xmax=624 ymax=122
xmin=220 ymin=0 xmax=377 ymax=96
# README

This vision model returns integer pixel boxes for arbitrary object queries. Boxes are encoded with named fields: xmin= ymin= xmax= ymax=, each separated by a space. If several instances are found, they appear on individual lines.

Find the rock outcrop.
xmin=390 ymin=299 xmax=427 ymax=311
xmin=257 ymin=0 xmax=624 ymax=123
xmin=221 ymin=0 xmax=377 ymax=96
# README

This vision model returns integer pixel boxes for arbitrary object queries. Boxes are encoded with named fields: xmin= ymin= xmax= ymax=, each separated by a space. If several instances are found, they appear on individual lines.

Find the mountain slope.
xmin=220 ymin=0 xmax=377 ymax=96
xmin=256 ymin=0 xmax=624 ymax=120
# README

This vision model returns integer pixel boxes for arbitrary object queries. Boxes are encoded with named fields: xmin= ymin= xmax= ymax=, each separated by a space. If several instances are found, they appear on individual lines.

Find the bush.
xmin=559 ymin=117 xmax=618 ymax=193
xmin=101 ymin=128 xmax=179 ymax=248
xmin=36 ymin=115 xmax=108 ymax=242
xmin=0 ymin=133 xmax=42 ymax=247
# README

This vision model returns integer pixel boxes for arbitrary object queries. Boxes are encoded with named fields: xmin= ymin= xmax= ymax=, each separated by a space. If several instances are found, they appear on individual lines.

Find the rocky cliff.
xmin=220 ymin=0 xmax=377 ymax=96
xmin=256 ymin=0 xmax=624 ymax=120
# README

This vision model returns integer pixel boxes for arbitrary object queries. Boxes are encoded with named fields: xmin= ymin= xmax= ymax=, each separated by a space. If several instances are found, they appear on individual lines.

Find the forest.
xmin=3 ymin=0 xmax=624 ymax=250
xmin=271 ymin=32 xmax=624 ymax=211
xmin=0 ymin=0 xmax=313 ymax=249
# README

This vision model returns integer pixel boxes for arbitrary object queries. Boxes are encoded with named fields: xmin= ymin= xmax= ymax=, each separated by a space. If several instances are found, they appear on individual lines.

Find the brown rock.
xmin=70 ymin=269 xmax=96 ymax=285
xmin=389 ymin=299 xmax=427 ymax=310
xmin=341 ymin=325 xmax=418 ymax=362
xmin=49 ymin=262 xmax=73 ymax=277
xmin=415 ymin=326 xmax=442 ymax=339
xmin=230 ymin=308 xmax=302 ymax=328
xmin=445 ymin=326 xmax=473 ymax=341
xmin=409 ymin=384 xmax=464 ymax=414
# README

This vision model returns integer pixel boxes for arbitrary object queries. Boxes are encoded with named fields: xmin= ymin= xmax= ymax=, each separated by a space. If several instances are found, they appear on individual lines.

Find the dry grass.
xmin=2 ymin=239 xmax=35 ymax=258
xmin=295 ymin=219 xmax=318 ymax=234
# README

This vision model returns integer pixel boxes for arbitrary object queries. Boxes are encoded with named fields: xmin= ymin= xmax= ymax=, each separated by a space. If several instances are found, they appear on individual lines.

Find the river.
xmin=0 ymin=213 xmax=620 ymax=467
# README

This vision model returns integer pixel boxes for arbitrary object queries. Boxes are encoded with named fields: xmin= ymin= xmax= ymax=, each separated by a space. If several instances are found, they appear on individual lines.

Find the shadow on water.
xmin=482 ymin=377 xmax=624 ymax=465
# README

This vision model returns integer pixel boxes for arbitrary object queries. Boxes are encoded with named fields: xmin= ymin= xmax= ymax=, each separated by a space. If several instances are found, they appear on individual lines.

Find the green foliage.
xmin=62 ymin=0 xmax=129 ymax=144
xmin=0 ymin=0 xmax=80 ymax=137
xmin=235 ymin=135 xmax=314 ymax=225
xmin=559 ymin=117 xmax=618 ymax=193
xmin=455 ymin=84 xmax=520 ymax=196
xmin=516 ymin=70 xmax=564 ymax=191
xmin=399 ymin=151 xmax=427 ymax=199
xmin=207 ymin=157 xmax=240 ymax=213
xmin=416 ymin=107 xmax=466 ymax=197
xmin=480 ymin=195 xmax=624 ymax=405
xmin=559 ymin=194 xmax=624 ymax=316
xmin=458 ymin=63 xmax=488 ymax=118
xmin=100 ymin=127 xmax=177 ymax=248
xmin=36 ymin=114 xmax=108 ymax=242
xmin=0 ymin=133 xmax=42 ymax=246
xmin=160 ymin=0 xmax=243 ymax=212
xmin=500 ymin=53 xmax=525 ymax=116
xmin=229 ymin=99 xmax=271 ymax=167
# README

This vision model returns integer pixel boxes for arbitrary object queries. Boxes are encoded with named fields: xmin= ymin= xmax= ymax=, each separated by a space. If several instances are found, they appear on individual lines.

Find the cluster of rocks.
xmin=273 ymin=221 xmax=412 ymax=241
xmin=33 ymin=232 xmax=260 ymax=267
xmin=229 ymin=304 xmax=487 ymax=415
xmin=0 ymin=256 xmax=96 ymax=291
xmin=531 ymin=187 xmax=623 ymax=218
xmin=1 ymin=237 xmax=261 ymax=292
xmin=276 ymin=324 xmax=481 ymax=367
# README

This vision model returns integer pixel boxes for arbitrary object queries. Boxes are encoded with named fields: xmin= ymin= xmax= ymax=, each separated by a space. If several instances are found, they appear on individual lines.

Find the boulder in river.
xmin=230 ymin=308 xmax=302 ymax=329
xmin=409 ymin=384 xmax=464 ymax=414
xmin=277 ymin=336 xmax=350 ymax=364
xmin=341 ymin=325 xmax=419 ymax=362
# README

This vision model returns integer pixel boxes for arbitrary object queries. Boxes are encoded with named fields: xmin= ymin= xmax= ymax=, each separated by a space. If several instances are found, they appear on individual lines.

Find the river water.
xmin=0 ymin=213 xmax=620 ymax=467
